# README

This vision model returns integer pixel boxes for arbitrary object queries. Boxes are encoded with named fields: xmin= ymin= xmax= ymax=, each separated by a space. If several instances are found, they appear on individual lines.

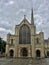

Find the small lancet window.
xmin=11 ymin=39 xmax=13 ymax=45
xmin=36 ymin=38 xmax=39 ymax=44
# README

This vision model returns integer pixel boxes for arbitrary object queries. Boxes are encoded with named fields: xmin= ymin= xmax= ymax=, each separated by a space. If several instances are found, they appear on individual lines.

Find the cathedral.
xmin=6 ymin=9 xmax=49 ymax=58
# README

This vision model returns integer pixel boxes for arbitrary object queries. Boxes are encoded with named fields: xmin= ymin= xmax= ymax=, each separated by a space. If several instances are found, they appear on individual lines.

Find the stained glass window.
xmin=19 ymin=25 xmax=30 ymax=44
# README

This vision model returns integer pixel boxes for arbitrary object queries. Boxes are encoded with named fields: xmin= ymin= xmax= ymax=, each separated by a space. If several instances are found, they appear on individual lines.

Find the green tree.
xmin=0 ymin=37 xmax=2 ymax=51
xmin=0 ymin=37 xmax=6 ymax=53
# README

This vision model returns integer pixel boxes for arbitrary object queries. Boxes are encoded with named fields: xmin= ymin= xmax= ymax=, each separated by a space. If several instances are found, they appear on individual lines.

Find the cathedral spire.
xmin=31 ymin=8 xmax=34 ymax=25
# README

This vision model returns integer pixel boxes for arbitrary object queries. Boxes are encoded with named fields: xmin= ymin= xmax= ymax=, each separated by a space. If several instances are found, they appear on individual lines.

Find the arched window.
xmin=19 ymin=25 xmax=30 ymax=44
xmin=11 ymin=39 xmax=13 ymax=45
xmin=36 ymin=38 xmax=39 ymax=44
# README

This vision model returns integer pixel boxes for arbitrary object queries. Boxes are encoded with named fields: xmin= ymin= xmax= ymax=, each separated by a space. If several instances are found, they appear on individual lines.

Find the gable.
xmin=18 ymin=18 xmax=31 ymax=27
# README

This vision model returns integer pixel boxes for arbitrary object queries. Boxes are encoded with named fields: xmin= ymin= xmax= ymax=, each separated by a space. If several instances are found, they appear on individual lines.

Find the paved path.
xmin=0 ymin=58 xmax=48 ymax=65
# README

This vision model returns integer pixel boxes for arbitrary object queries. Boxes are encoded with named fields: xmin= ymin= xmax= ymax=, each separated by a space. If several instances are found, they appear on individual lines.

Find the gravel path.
xmin=0 ymin=58 xmax=48 ymax=65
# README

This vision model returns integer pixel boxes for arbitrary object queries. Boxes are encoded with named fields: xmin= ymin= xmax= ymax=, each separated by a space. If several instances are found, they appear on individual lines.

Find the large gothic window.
xmin=19 ymin=25 xmax=30 ymax=44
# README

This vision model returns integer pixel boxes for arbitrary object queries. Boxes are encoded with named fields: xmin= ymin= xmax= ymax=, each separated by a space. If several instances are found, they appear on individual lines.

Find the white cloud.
xmin=0 ymin=0 xmax=49 ymax=40
xmin=0 ymin=27 xmax=13 ymax=34
xmin=9 ymin=0 xmax=14 ymax=5
xmin=5 ymin=0 xmax=14 ymax=6
xmin=16 ymin=9 xmax=26 ymax=15
xmin=34 ymin=14 xmax=42 ymax=26
xmin=0 ymin=20 xmax=11 ymax=28
xmin=0 ymin=27 xmax=6 ymax=31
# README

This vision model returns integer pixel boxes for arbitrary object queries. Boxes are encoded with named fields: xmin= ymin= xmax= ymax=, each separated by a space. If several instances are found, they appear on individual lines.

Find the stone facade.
xmin=6 ymin=9 xmax=49 ymax=58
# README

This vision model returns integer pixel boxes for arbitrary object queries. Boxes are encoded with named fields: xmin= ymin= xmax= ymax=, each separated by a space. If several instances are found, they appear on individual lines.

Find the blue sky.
xmin=0 ymin=0 xmax=49 ymax=40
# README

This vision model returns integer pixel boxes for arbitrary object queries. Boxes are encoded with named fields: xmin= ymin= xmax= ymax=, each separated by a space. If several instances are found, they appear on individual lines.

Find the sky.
xmin=0 ymin=0 xmax=49 ymax=41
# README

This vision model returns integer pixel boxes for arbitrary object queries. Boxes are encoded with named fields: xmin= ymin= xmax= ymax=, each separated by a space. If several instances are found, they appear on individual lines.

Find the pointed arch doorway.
xmin=36 ymin=50 xmax=41 ymax=57
xmin=20 ymin=48 xmax=28 ymax=57
xmin=47 ymin=51 xmax=49 ymax=57
xmin=9 ymin=50 xmax=14 ymax=57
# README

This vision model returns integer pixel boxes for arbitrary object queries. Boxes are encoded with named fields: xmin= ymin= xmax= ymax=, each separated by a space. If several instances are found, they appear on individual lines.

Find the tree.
xmin=2 ymin=40 xmax=6 ymax=52
xmin=0 ymin=37 xmax=2 ymax=51
xmin=0 ymin=37 xmax=6 ymax=53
